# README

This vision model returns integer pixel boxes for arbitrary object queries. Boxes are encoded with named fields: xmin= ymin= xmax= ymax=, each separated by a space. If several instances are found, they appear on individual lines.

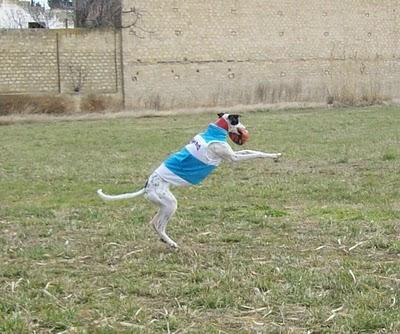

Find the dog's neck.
xmin=214 ymin=118 xmax=229 ymax=131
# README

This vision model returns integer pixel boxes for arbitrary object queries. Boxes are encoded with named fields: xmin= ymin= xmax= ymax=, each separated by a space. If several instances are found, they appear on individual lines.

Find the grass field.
xmin=0 ymin=106 xmax=399 ymax=333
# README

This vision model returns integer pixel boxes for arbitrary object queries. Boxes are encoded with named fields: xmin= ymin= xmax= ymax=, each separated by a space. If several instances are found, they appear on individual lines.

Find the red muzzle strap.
xmin=214 ymin=118 xmax=229 ymax=131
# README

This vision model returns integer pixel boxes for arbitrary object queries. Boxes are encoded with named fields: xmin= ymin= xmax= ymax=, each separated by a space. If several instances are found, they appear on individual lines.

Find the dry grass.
xmin=0 ymin=101 xmax=327 ymax=126
xmin=0 ymin=95 xmax=71 ymax=115
xmin=327 ymin=59 xmax=390 ymax=107
xmin=0 ymin=94 xmax=123 ymax=116
xmin=80 ymin=94 xmax=122 ymax=113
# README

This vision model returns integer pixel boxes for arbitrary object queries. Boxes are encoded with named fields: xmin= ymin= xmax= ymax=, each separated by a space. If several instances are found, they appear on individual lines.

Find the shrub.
xmin=80 ymin=94 xmax=121 ymax=113
xmin=0 ymin=95 xmax=71 ymax=115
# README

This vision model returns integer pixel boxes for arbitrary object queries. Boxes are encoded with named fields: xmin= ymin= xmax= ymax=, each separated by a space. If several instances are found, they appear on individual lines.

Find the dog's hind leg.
xmin=155 ymin=194 xmax=178 ymax=248
xmin=145 ymin=173 xmax=179 ymax=248
xmin=147 ymin=196 xmax=178 ymax=248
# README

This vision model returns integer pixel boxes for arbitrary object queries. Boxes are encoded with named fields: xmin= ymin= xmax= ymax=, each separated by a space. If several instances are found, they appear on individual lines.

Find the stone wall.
xmin=57 ymin=29 xmax=121 ymax=95
xmin=122 ymin=0 xmax=400 ymax=110
xmin=1 ymin=1 xmax=399 ymax=113
xmin=0 ymin=28 xmax=122 ymax=112
xmin=0 ymin=30 xmax=58 ymax=94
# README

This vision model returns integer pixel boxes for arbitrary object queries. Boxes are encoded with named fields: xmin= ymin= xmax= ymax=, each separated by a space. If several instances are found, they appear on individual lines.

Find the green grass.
xmin=1 ymin=106 xmax=399 ymax=333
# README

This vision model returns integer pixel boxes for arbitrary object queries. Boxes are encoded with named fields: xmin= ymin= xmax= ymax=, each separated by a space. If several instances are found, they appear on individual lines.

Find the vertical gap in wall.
xmin=56 ymin=32 xmax=61 ymax=94
xmin=117 ymin=29 xmax=125 ymax=109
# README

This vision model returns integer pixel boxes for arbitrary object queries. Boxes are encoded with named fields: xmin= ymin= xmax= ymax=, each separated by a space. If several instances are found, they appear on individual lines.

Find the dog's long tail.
xmin=97 ymin=188 xmax=145 ymax=202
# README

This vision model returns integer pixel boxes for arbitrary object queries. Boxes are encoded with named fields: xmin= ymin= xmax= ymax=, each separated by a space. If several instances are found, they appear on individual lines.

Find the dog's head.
xmin=215 ymin=113 xmax=249 ymax=145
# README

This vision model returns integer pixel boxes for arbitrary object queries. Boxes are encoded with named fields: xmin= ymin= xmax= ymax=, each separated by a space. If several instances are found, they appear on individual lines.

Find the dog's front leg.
xmin=209 ymin=143 xmax=281 ymax=162
xmin=234 ymin=150 xmax=282 ymax=161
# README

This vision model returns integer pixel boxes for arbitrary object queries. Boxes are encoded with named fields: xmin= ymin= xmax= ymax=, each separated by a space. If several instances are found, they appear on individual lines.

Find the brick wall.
xmin=0 ymin=28 xmax=122 ymax=111
xmin=122 ymin=0 xmax=400 ymax=110
xmin=57 ymin=29 xmax=120 ymax=94
xmin=0 ymin=30 xmax=58 ymax=94
xmin=1 ymin=2 xmax=399 ymax=112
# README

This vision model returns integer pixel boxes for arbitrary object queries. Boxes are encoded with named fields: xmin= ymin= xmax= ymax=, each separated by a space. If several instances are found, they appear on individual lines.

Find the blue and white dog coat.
xmin=155 ymin=124 xmax=228 ymax=186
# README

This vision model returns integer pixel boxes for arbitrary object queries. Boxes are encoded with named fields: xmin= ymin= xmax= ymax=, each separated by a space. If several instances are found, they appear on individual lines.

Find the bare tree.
xmin=75 ymin=0 xmax=121 ymax=28
xmin=4 ymin=8 xmax=26 ymax=29
xmin=3 ymin=1 xmax=72 ymax=29
xmin=48 ymin=0 xmax=73 ymax=9
xmin=3 ymin=2 xmax=48 ymax=29
xmin=74 ymin=0 xmax=148 ymax=33
xmin=27 ymin=2 xmax=55 ymax=28
xmin=2 ymin=0 xmax=144 ymax=30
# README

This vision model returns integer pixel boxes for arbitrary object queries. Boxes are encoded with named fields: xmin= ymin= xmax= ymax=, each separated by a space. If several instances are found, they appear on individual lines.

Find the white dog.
xmin=97 ymin=113 xmax=281 ymax=248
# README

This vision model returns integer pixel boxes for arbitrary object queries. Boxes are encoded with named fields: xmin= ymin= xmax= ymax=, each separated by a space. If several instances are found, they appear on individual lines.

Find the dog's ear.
xmin=217 ymin=113 xmax=225 ymax=118
xmin=228 ymin=114 xmax=240 ymax=125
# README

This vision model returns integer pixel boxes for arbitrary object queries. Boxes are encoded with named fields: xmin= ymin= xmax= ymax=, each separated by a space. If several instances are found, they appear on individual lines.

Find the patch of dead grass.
xmin=0 ymin=95 xmax=71 ymax=115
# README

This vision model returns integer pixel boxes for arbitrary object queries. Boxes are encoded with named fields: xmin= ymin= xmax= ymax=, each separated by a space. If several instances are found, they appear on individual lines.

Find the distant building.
xmin=0 ymin=0 xmax=74 ymax=29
